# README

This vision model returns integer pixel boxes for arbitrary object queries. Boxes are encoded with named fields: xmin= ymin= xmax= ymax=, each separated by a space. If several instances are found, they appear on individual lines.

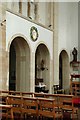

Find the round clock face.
xmin=30 ymin=26 xmax=38 ymax=41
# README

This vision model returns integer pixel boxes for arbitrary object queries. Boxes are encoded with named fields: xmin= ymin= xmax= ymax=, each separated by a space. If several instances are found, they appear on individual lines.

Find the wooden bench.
xmin=34 ymin=92 xmax=46 ymax=98
xmin=0 ymin=91 xmax=79 ymax=119
xmin=38 ymin=97 xmax=63 ymax=120
xmin=44 ymin=93 xmax=60 ymax=109
xmin=7 ymin=95 xmax=23 ymax=119
xmin=0 ymin=95 xmax=8 ymax=105
xmin=22 ymin=97 xmax=38 ymax=119
xmin=0 ymin=104 xmax=14 ymax=119
xmin=9 ymin=91 xmax=22 ymax=96
xmin=0 ymin=90 xmax=9 ymax=95
xmin=7 ymin=95 xmax=38 ymax=119
xmin=21 ymin=92 xmax=34 ymax=97
xmin=58 ymin=94 xmax=78 ymax=120
xmin=34 ymin=93 xmax=78 ymax=119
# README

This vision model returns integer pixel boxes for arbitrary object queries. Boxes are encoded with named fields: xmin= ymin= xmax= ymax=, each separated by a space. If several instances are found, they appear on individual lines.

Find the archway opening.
xmin=9 ymin=43 xmax=16 ymax=91
xmin=59 ymin=53 xmax=62 ymax=89
xmin=9 ymin=36 xmax=30 ymax=92
xmin=59 ymin=50 xmax=69 ymax=92
xmin=35 ymin=44 xmax=50 ymax=93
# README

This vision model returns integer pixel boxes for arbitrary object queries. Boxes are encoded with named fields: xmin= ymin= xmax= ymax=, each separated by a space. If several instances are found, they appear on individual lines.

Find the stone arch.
xmin=59 ymin=50 xmax=70 ymax=92
xmin=7 ymin=33 xmax=31 ymax=52
xmin=9 ymin=36 xmax=30 ymax=92
xmin=35 ymin=43 xmax=50 ymax=93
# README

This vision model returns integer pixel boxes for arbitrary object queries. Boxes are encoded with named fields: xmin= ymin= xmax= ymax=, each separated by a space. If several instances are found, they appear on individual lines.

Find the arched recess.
xmin=59 ymin=50 xmax=69 ymax=91
xmin=35 ymin=43 xmax=50 ymax=93
xmin=9 ymin=36 xmax=30 ymax=92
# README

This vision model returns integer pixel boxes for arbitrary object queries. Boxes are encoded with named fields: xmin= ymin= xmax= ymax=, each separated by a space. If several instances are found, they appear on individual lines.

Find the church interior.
xmin=0 ymin=1 xmax=80 ymax=119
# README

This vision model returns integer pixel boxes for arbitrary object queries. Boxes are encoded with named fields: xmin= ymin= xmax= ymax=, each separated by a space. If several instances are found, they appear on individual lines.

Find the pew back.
xmin=38 ymin=97 xmax=63 ymax=119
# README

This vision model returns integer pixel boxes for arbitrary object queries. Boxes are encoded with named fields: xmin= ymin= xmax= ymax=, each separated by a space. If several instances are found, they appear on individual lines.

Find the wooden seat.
xmin=7 ymin=95 xmax=23 ymax=119
xmin=38 ymin=97 xmax=63 ymax=120
xmin=0 ymin=95 xmax=7 ymax=105
xmin=0 ymin=104 xmax=14 ymax=119
xmin=58 ymin=94 xmax=78 ymax=120
xmin=22 ymin=97 xmax=38 ymax=119
xmin=44 ymin=94 xmax=59 ymax=109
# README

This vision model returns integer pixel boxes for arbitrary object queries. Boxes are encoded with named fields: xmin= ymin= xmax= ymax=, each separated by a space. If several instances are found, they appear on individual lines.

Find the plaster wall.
xmin=6 ymin=11 xmax=53 ymax=59
xmin=6 ymin=11 xmax=53 ymax=92
xmin=58 ymin=2 xmax=78 ymax=61
xmin=55 ymin=2 xmax=78 ymax=89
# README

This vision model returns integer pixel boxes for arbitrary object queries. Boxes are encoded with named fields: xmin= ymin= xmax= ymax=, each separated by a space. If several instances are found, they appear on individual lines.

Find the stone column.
xmin=0 ymin=24 xmax=8 ymax=90
xmin=30 ymin=51 xmax=35 ymax=92
xmin=53 ymin=2 xmax=59 ymax=85
xmin=49 ymin=59 xmax=54 ymax=94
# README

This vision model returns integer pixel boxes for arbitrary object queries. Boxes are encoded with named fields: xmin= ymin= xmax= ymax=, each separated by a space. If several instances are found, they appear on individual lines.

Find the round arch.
xmin=9 ymin=36 xmax=30 ymax=92
xmin=35 ymin=43 xmax=50 ymax=93
xmin=35 ymin=41 xmax=50 ymax=54
xmin=7 ymin=33 xmax=31 ymax=52
xmin=59 ymin=50 xmax=70 ymax=92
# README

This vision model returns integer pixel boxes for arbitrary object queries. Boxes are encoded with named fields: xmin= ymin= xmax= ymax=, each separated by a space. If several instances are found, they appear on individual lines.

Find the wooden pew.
xmin=34 ymin=92 xmax=46 ymax=98
xmin=0 ymin=104 xmax=14 ymax=119
xmin=9 ymin=91 xmax=22 ymax=96
xmin=21 ymin=92 xmax=34 ymax=97
xmin=0 ymin=90 xmax=9 ymax=95
xmin=0 ymin=90 xmax=78 ymax=119
xmin=7 ymin=95 xmax=23 ymax=119
xmin=7 ymin=95 xmax=38 ymax=119
xmin=22 ymin=96 xmax=38 ymax=119
xmin=34 ymin=92 xmax=78 ymax=119
xmin=44 ymin=93 xmax=60 ymax=109
xmin=0 ymin=95 xmax=8 ymax=105
xmin=58 ymin=94 xmax=78 ymax=120
xmin=38 ymin=97 xmax=63 ymax=120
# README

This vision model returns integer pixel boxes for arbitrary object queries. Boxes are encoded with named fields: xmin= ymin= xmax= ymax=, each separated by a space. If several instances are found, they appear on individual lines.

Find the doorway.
xmin=59 ymin=50 xmax=69 ymax=90
xmin=9 ymin=43 xmax=16 ymax=91
xmin=59 ymin=53 xmax=62 ymax=89
xmin=35 ymin=44 xmax=50 ymax=93
xmin=9 ymin=36 xmax=30 ymax=92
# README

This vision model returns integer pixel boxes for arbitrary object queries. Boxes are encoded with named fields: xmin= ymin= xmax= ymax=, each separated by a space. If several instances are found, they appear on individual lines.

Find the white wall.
xmin=6 ymin=11 xmax=53 ymax=59
xmin=6 ymin=10 xmax=53 ymax=92
xmin=58 ymin=2 xmax=78 ymax=61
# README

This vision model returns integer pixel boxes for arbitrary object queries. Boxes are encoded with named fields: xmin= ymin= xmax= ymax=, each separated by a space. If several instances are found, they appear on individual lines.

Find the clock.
xmin=30 ymin=26 xmax=38 ymax=41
